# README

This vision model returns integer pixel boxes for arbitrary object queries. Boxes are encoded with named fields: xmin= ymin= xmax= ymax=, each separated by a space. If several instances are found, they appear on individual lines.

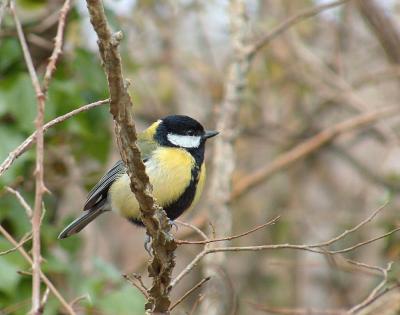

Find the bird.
xmin=58 ymin=115 xmax=218 ymax=240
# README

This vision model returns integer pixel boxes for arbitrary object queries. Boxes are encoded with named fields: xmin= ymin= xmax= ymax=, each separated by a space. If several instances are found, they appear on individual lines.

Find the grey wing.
xmin=84 ymin=160 xmax=126 ymax=210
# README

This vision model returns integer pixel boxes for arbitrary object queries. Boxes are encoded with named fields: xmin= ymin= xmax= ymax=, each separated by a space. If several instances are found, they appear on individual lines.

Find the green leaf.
xmin=0 ymin=126 xmax=31 ymax=184
xmin=0 ymin=73 xmax=36 ymax=132
xmin=96 ymin=284 xmax=145 ymax=315
xmin=0 ymin=256 xmax=21 ymax=296
xmin=0 ymin=38 xmax=23 ymax=75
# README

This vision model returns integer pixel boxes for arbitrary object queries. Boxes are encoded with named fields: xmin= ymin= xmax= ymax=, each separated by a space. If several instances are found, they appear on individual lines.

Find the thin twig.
xmin=286 ymin=31 xmax=397 ymax=141
xmin=38 ymin=287 xmax=50 ymax=314
xmin=42 ymin=0 xmax=71 ymax=94
xmin=123 ymin=274 xmax=149 ymax=298
xmin=348 ymin=284 xmax=400 ymax=315
xmin=248 ymin=0 xmax=352 ymax=59
xmin=171 ymin=202 xmax=395 ymax=289
xmin=0 ymin=99 xmax=109 ymax=178
xmin=18 ymin=270 xmax=33 ymax=276
xmin=349 ymin=262 xmax=393 ymax=313
xmin=0 ymin=0 xmax=10 ymax=29
xmin=69 ymin=294 xmax=90 ymax=308
xmin=330 ymin=227 xmax=400 ymax=254
xmin=247 ymin=300 xmax=347 ymax=315
xmin=5 ymin=187 xmax=33 ymax=218
xmin=309 ymin=202 xmax=388 ymax=248
xmin=176 ymin=216 xmax=280 ymax=245
xmin=131 ymin=273 xmax=148 ymax=291
xmin=31 ymin=9 xmax=61 ymax=33
xmin=175 ymin=220 xmax=209 ymax=241
xmin=10 ymin=3 xmax=46 ymax=312
xmin=189 ymin=294 xmax=204 ymax=315
xmin=0 ymin=233 xmax=32 ymax=256
xmin=0 ymin=225 xmax=76 ymax=315
xmin=232 ymin=106 xmax=400 ymax=199
xmin=169 ymin=277 xmax=211 ymax=311
xmin=27 ymin=34 xmax=54 ymax=50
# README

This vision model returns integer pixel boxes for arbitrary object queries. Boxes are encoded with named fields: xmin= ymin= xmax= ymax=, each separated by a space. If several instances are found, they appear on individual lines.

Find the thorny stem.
xmin=10 ymin=3 xmax=46 ymax=313
xmin=85 ymin=0 xmax=176 ymax=313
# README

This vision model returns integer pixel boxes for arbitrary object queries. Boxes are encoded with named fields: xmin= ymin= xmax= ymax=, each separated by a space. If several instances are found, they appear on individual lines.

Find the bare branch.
xmin=189 ymin=294 xmax=204 ymax=315
xmin=123 ymin=274 xmax=149 ymax=299
xmin=69 ymin=294 xmax=90 ymax=308
xmin=175 ymin=220 xmax=209 ymax=241
xmin=247 ymin=301 xmax=347 ymax=315
xmin=309 ymin=202 xmax=388 ymax=248
xmin=349 ymin=285 xmax=400 ymax=315
xmin=0 ymin=225 xmax=76 ymax=315
xmin=176 ymin=216 xmax=280 ymax=245
xmin=202 ymin=0 xmax=250 ymax=313
xmin=349 ymin=262 xmax=393 ymax=313
xmin=85 ymin=0 xmax=175 ymax=312
xmin=330 ymin=227 xmax=400 ymax=254
xmin=10 ymin=3 xmax=46 ymax=312
xmin=247 ymin=0 xmax=352 ymax=59
xmin=38 ymin=287 xmax=50 ymax=314
xmin=42 ymin=0 xmax=71 ymax=94
xmin=169 ymin=277 xmax=210 ymax=311
xmin=0 ymin=99 xmax=109 ymax=178
xmin=0 ymin=0 xmax=10 ymax=29
xmin=232 ymin=106 xmax=400 ymax=199
xmin=172 ymin=202 xmax=396 ymax=289
xmin=5 ymin=187 xmax=33 ymax=218
xmin=0 ymin=232 xmax=32 ymax=256
xmin=356 ymin=0 xmax=400 ymax=65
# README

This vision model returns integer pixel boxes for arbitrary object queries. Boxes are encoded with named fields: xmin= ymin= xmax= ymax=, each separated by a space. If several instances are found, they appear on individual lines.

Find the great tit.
xmin=58 ymin=115 xmax=218 ymax=239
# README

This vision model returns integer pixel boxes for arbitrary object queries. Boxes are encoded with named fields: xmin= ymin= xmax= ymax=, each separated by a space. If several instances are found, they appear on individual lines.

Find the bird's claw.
xmin=144 ymin=234 xmax=152 ymax=256
xmin=143 ymin=220 xmax=178 ymax=255
xmin=169 ymin=219 xmax=178 ymax=232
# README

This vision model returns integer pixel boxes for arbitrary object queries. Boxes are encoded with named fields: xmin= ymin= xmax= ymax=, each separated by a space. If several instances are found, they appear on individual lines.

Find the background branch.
xmin=201 ymin=0 xmax=250 ymax=314
xmin=0 ymin=99 xmax=108 ymax=178
xmin=232 ymin=106 xmax=400 ymax=199
xmin=11 ymin=3 xmax=46 ymax=312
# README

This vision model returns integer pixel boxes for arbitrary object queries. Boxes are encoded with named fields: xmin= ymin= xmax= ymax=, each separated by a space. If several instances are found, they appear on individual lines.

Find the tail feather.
xmin=58 ymin=209 xmax=104 ymax=239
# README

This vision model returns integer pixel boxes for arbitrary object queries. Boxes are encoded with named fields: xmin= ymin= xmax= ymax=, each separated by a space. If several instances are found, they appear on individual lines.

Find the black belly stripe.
xmin=164 ymin=163 xmax=200 ymax=220
xmin=128 ymin=144 xmax=205 ymax=226
xmin=128 ymin=163 xmax=201 ymax=226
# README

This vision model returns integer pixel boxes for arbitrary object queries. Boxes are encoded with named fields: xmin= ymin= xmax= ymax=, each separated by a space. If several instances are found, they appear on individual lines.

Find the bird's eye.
xmin=187 ymin=130 xmax=194 ymax=136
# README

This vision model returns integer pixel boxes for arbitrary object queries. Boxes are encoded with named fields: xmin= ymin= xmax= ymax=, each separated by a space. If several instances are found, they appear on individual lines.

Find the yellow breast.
xmin=109 ymin=147 xmax=196 ymax=219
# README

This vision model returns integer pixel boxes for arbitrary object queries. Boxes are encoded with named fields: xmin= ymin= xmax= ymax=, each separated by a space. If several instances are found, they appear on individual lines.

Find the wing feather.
xmin=84 ymin=160 xmax=126 ymax=210
xmin=83 ymin=127 xmax=158 ymax=211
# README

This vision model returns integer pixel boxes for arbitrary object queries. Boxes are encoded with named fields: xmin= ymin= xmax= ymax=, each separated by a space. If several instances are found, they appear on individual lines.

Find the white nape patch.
xmin=167 ymin=133 xmax=201 ymax=148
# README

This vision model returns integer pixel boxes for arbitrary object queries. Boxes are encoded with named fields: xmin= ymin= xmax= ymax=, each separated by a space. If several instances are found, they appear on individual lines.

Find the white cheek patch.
xmin=167 ymin=133 xmax=201 ymax=148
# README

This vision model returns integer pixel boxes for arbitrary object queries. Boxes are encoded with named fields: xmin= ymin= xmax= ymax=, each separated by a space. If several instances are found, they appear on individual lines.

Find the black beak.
xmin=204 ymin=130 xmax=219 ymax=139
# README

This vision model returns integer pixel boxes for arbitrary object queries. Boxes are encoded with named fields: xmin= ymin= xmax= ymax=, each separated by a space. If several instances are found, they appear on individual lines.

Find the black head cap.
xmin=161 ymin=115 xmax=205 ymax=136
xmin=155 ymin=115 xmax=218 ymax=148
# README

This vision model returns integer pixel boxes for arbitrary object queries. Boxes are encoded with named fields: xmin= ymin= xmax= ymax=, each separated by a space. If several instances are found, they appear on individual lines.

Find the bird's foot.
xmin=169 ymin=219 xmax=178 ymax=232
xmin=144 ymin=234 xmax=152 ymax=256
xmin=143 ymin=220 xmax=178 ymax=255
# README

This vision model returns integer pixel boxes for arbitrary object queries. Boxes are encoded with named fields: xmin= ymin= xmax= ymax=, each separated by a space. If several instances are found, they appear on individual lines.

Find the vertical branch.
xmin=0 ymin=0 xmax=9 ymax=29
xmin=42 ymin=0 xmax=71 ymax=94
xmin=356 ymin=0 xmax=400 ymax=65
xmin=10 ymin=3 xmax=46 ymax=313
xmin=85 ymin=1 xmax=176 ymax=313
xmin=10 ymin=1 xmax=71 ymax=313
xmin=201 ymin=0 xmax=250 ymax=314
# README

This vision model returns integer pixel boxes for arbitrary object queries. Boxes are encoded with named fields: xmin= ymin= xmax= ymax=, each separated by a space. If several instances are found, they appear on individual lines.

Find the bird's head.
xmin=149 ymin=115 xmax=218 ymax=149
